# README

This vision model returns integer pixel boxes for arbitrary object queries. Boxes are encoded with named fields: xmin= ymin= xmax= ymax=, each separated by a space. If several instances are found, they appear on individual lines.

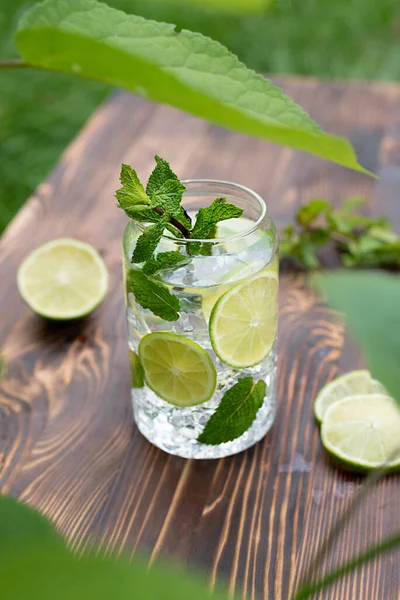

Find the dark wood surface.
xmin=1 ymin=77 xmax=400 ymax=599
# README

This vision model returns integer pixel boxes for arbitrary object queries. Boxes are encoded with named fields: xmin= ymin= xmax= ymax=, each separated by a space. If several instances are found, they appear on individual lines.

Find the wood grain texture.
xmin=1 ymin=78 xmax=400 ymax=599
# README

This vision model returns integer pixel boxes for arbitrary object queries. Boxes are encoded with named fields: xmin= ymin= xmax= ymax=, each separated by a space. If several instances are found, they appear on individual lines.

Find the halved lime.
xmin=321 ymin=394 xmax=400 ymax=473
xmin=138 ymin=332 xmax=217 ymax=406
xmin=314 ymin=370 xmax=387 ymax=424
xmin=209 ymin=271 xmax=278 ymax=368
xmin=17 ymin=238 xmax=108 ymax=320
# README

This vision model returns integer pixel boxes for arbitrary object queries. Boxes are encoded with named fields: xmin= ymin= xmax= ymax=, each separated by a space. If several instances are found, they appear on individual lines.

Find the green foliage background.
xmin=1 ymin=0 xmax=400 ymax=231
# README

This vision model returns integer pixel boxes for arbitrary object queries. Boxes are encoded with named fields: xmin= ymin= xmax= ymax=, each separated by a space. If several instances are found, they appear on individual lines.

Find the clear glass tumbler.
xmin=123 ymin=180 xmax=278 ymax=459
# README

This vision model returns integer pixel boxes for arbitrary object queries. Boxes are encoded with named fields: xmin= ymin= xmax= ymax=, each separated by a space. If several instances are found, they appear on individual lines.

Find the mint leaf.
xmin=146 ymin=155 xmax=179 ymax=197
xmin=122 ymin=205 xmax=159 ymax=223
xmin=142 ymin=251 xmax=187 ymax=276
xmin=198 ymin=224 xmax=217 ymax=257
xmin=368 ymin=227 xmax=399 ymax=244
xmin=150 ymin=179 xmax=191 ymax=228
xmin=123 ymin=205 xmax=184 ymax=238
xmin=342 ymin=196 xmax=366 ymax=211
xmin=198 ymin=377 xmax=266 ymax=445
xmin=129 ymin=350 xmax=144 ymax=388
xmin=16 ymin=0 xmax=373 ymax=175
xmin=297 ymin=199 xmax=330 ymax=227
xmin=129 ymin=270 xmax=180 ymax=321
xmin=132 ymin=221 xmax=166 ymax=263
xmin=190 ymin=198 xmax=243 ymax=254
xmin=116 ymin=164 xmax=150 ymax=213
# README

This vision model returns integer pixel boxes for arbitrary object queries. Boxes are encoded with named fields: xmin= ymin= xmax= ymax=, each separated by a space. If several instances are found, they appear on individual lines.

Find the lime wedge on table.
xmin=209 ymin=271 xmax=278 ymax=368
xmin=17 ymin=239 xmax=108 ymax=320
xmin=314 ymin=370 xmax=387 ymax=424
xmin=138 ymin=332 xmax=217 ymax=407
xmin=321 ymin=394 xmax=400 ymax=473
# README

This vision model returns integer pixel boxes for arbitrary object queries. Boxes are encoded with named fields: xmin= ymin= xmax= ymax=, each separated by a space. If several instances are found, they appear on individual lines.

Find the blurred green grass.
xmin=1 ymin=0 xmax=400 ymax=232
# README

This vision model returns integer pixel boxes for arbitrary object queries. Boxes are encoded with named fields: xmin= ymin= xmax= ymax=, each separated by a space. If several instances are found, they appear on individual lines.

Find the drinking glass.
xmin=123 ymin=180 xmax=278 ymax=459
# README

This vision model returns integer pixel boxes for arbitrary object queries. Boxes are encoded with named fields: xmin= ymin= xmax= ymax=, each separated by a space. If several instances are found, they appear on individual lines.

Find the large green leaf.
xmin=0 ymin=494 xmax=66 ymax=561
xmin=318 ymin=271 xmax=400 ymax=408
xmin=15 ymin=0 xmax=372 ymax=175
xmin=158 ymin=0 xmax=270 ymax=14
xmin=0 ymin=495 xmax=223 ymax=600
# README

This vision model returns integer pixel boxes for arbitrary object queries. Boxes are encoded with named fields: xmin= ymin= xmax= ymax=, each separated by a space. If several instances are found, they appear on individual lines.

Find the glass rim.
xmin=137 ymin=179 xmax=268 ymax=245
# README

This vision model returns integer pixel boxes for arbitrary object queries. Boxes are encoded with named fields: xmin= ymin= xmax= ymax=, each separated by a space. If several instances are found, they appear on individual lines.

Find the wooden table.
xmin=1 ymin=77 xmax=399 ymax=599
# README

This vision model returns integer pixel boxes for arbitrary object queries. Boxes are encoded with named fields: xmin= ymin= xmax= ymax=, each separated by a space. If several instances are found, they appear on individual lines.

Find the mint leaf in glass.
xmin=132 ymin=220 xmax=167 ymax=264
xmin=142 ymin=251 xmax=188 ymax=276
xmin=129 ymin=270 xmax=180 ymax=321
xmin=129 ymin=350 xmax=144 ymax=389
xmin=121 ymin=205 xmax=160 ymax=223
xmin=198 ymin=378 xmax=267 ymax=445
xmin=190 ymin=197 xmax=243 ymax=254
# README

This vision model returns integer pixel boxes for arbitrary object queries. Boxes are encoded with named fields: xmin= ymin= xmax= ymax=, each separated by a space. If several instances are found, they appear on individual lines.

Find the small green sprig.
xmin=280 ymin=196 xmax=400 ymax=270
xmin=116 ymin=156 xmax=243 ymax=320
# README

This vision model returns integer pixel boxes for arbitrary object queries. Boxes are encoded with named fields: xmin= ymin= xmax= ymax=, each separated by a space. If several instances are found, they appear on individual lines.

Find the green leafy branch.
xmin=280 ymin=196 xmax=400 ymax=270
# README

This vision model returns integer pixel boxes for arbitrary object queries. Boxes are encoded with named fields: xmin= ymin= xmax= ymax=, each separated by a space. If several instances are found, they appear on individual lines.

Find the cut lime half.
xmin=314 ymin=370 xmax=387 ymax=424
xmin=138 ymin=332 xmax=217 ymax=407
xmin=209 ymin=271 xmax=278 ymax=368
xmin=17 ymin=238 xmax=108 ymax=320
xmin=321 ymin=394 xmax=400 ymax=473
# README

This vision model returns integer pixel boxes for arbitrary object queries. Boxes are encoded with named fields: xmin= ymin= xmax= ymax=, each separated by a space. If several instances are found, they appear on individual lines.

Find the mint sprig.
xmin=116 ymin=163 xmax=190 ymax=242
xmin=117 ymin=156 xmax=243 ymax=321
xmin=198 ymin=377 xmax=267 ymax=445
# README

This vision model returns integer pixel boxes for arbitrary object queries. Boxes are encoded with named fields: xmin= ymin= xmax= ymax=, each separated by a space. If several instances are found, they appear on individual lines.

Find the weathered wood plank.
xmin=1 ymin=78 xmax=400 ymax=599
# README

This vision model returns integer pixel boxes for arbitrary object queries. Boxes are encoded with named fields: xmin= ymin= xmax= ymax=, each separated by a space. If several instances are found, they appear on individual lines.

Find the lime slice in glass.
xmin=17 ymin=238 xmax=108 ymax=320
xmin=314 ymin=370 xmax=387 ymax=424
xmin=321 ymin=394 xmax=400 ymax=473
xmin=209 ymin=271 xmax=278 ymax=368
xmin=217 ymin=217 xmax=265 ymax=253
xmin=202 ymin=256 xmax=278 ymax=323
xmin=138 ymin=332 xmax=217 ymax=407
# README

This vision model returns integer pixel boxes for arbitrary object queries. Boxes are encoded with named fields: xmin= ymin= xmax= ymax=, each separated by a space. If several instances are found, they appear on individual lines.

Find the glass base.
xmin=132 ymin=374 xmax=276 ymax=459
